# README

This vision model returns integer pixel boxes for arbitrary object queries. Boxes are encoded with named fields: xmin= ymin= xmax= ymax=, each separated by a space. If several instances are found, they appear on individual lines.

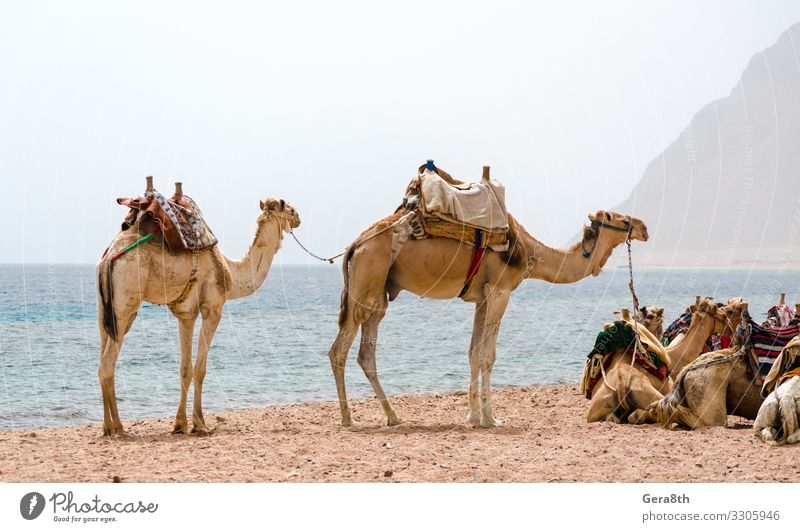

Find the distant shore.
xmin=0 ymin=384 xmax=795 ymax=483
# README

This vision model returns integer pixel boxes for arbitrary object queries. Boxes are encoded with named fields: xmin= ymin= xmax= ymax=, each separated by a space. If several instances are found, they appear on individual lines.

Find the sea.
xmin=0 ymin=264 xmax=797 ymax=430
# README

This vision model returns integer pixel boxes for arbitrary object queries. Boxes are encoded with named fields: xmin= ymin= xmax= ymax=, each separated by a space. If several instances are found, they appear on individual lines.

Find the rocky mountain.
xmin=614 ymin=23 xmax=800 ymax=268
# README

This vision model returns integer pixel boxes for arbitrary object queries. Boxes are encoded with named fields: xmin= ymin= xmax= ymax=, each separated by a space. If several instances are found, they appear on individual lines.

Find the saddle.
xmin=402 ymin=161 xmax=509 ymax=250
xmin=117 ymin=185 xmax=218 ymax=252
xmin=745 ymin=317 xmax=800 ymax=382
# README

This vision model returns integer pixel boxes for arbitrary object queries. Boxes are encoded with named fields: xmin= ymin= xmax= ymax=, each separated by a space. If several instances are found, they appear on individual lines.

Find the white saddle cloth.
xmin=418 ymin=168 xmax=509 ymax=230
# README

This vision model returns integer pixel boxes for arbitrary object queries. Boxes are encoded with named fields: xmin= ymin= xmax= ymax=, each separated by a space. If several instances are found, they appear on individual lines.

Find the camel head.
xmin=259 ymin=197 xmax=301 ymax=231
xmin=587 ymin=211 xmax=648 ymax=243
xmin=691 ymin=298 xmax=725 ymax=334
xmin=717 ymin=297 xmax=747 ymax=337
xmin=636 ymin=306 xmax=665 ymax=339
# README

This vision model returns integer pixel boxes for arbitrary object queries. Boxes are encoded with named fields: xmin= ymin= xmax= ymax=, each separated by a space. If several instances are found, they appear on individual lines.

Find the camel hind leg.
xmin=328 ymin=231 xmax=394 ymax=427
xmin=356 ymin=294 xmax=401 ymax=426
xmin=98 ymin=309 xmax=138 ymax=436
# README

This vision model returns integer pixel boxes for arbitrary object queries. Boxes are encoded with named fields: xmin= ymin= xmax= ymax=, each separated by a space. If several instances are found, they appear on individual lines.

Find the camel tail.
xmin=98 ymin=258 xmax=117 ymax=341
xmin=337 ymin=245 xmax=355 ymax=328
xmin=655 ymin=372 xmax=701 ymax=428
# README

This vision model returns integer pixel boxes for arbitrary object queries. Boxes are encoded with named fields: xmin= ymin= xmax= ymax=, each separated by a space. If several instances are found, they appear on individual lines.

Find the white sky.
xmin=1 ymin=0 xmax=799 ymax=264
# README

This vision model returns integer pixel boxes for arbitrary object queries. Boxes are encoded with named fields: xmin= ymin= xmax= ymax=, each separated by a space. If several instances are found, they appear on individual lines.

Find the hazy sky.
xmin=2 ymin=1 xmax=800 ymax=264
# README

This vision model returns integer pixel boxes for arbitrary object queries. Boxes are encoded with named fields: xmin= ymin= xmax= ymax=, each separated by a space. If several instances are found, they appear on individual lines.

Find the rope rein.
xmin=288 ymin=230 xmax=345 ymax=264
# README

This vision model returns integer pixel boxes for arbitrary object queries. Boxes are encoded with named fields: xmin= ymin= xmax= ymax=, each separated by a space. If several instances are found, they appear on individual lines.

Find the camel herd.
xmin=94 ymin=178 xmax=800 ymax=446
xmin=585 ymin=297 xmax=800 ymax=445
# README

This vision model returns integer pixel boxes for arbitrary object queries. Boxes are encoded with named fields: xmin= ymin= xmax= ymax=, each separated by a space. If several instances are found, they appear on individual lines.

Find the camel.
xmin=655 ymin=305 xmax=770 ymax=430
xmin=96 ymin=195 xmax=300 ymax=436
xmin=754 ymin=376 xmax=800 ymax=445
xmin=327 ymin=208 xmax=648 ymax=428
xmin=585 ymin=298 xmax=742 ymax=424
xmin=635 ymin=306 xmax=665 ymax=341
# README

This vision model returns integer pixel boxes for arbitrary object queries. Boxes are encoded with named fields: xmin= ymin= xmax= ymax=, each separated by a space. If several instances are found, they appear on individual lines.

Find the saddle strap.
xmin=458 ymin=229 xmax=488 ymax=298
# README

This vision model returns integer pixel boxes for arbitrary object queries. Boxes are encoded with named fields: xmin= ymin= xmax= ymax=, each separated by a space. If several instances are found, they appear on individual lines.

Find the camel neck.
xmin=224 ymin=217 xmax=283 ymax=300
xmin=666 ymin=313 xmax=716 ymax=372
xmin=516 ymin=220 xmax=615 ymax=284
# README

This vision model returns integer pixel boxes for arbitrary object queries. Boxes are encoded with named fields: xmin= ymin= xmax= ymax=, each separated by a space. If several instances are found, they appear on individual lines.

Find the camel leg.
xmin=191 ymin=307 xmax=221 ymax=435
xmin=466 ymin=301 xmax=488 ymax=426
xmin=172 ymin=314 xmax=198 ymax=434
xmin=356 ymin=297 xmax=401 ymax=426
xmin=587 ymin=383 xmax=623 ymax=423
xmin=477 ymin=289 xmax=510 ymax=428
xmin=626 ymin=381 xmax=666 ymax=425
xmin=328 ymin=325 xmax=358 ymax=427
xmin=98 ymin=311 xmax=136 ymax=436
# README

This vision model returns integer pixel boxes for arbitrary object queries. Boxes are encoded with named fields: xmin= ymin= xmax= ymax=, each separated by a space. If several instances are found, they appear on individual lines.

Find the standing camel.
xmin=96 ymin=196 xmax=300 ymax=436
xmin=328 ymin=208 xmax=648 ymax=428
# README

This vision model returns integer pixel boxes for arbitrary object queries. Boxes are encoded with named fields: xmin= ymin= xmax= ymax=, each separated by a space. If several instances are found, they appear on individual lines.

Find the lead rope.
xmin=626 ymin=233 xmax=648 ymax=359
xmin=289 ymin=229 xmax=345 ymax=264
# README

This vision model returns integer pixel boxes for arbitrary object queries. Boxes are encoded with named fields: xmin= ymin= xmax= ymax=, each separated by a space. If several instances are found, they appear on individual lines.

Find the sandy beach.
xmin=0 ymin=384 xmax=796 ymax=483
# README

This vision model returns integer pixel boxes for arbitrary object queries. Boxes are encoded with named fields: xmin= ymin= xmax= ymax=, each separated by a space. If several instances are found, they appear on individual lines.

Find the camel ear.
xmin=656 ymin=308 xmax=664 ymax=317
xmin=260 ymin=200 xmax=266 ymax=211
xmin=280 ymin=199 xmax=285 ymax=211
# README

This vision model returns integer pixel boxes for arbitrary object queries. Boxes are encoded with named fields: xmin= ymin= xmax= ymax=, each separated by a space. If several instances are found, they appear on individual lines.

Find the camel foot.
xmin=466 ymin=413 xmax=481 ymax=427
xmin=479 ymin=417 xmax=504 ymax=428
xmin=191 ymin=425 xmax=210 ymax=436
xmin=171 ymin=426 xmax=188 ymax=435
xmin=387 ymin=417 xmax=403 ymax=427
xmin=102 ymin=426 xmax=129 ymax=437
xmin=628 ymin=410 xmax=652 ymax=425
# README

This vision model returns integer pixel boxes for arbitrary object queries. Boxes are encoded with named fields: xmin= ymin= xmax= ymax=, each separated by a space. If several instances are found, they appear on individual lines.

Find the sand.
xmin=0 ymin=384 xmax=796 ymax=483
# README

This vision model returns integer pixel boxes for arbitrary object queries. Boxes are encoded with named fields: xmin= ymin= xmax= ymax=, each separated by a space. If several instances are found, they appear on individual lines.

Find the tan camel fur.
xmin=656 ymin=306 xmax=768 ymax=430
xmin=587 ymin=298 xmax=743 ymax=424
xmin=635 ymin=306 xmax=665 ymax=341
xmin=328 ymin=209 xmax=648 ymax=428
xmin=754 ymin=376 xmax=800 ymax=445
xmin=96 ymin=198 xmax=300 ymax=436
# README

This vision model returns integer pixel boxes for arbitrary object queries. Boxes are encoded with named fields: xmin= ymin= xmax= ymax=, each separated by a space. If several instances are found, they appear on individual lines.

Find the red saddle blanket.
xmin=118 ymin=191 xmax=218 ymax=252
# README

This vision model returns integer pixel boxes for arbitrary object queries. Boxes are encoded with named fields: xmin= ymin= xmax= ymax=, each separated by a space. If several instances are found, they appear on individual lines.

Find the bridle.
xmin=581 ymin=219 xmax=632 ymax=258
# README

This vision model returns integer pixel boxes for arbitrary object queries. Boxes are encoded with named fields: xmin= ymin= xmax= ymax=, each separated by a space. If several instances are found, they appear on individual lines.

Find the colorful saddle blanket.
xmin=761 ymin=335 xmax=800 ymax=397
xmin=747 ymin=318 xmax=800 ymax=378
xmin=662 ymin=310 xmax=692 ymax=346
xmin=118 ymin=190 xmax=218 ymax=252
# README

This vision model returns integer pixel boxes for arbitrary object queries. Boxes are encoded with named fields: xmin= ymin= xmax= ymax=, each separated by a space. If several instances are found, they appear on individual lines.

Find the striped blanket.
xmin=748 ymin=318 xmax=800 ymax=377
xmin=662 ymin=311 xmax=692 ymax=346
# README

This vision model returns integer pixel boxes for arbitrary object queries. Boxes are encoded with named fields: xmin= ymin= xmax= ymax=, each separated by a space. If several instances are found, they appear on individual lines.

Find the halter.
xmin=581 ymin=219 xmax=632 ymax=258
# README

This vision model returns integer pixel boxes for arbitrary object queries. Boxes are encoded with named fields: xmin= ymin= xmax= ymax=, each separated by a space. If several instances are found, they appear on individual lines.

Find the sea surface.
xmin=0 ymin=264 xmax=797 ymax=430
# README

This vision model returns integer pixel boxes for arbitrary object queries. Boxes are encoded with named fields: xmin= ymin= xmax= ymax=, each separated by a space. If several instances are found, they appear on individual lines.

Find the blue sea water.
xmin=0 ymin=263 xmax=797 ymax=430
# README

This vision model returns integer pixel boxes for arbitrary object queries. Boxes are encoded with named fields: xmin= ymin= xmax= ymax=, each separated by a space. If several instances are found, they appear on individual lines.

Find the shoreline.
xmin=0 ymin=384 xmax=796 ymax=483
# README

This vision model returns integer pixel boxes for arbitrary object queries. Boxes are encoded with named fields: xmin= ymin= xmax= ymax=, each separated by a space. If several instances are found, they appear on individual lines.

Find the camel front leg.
xmin=466 ymin=301 xmax=488 ymax=426
xmin=357 ymin=303 xmax=401 ymax=426
xmin=172 ymin=314 xmax=198 ymax=434
xmin=191 ymin=307 xmax=221 ymax=435
xmin=477 ymin=288 xmax=510 ymax=428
